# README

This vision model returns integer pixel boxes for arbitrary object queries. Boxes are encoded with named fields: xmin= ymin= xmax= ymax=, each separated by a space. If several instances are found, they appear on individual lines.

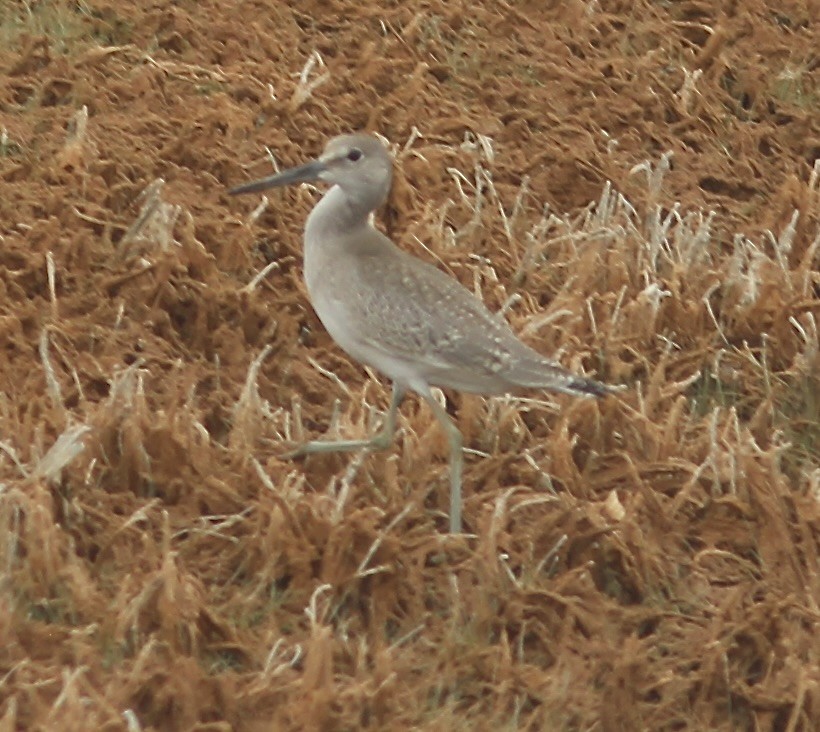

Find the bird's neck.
xmin=305 ymin=185 xmax=371 ymax=242
xmin=303 ymin=185 xmax=373 ymax=291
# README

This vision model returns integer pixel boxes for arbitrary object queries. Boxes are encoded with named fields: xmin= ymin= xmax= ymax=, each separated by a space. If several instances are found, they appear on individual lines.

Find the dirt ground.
xmin=1 ymin=0 xmax=819 ymax=729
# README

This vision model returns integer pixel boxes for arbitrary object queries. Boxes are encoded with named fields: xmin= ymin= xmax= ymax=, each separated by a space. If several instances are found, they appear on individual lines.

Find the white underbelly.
xmin=310 ymin=291 xmax=422 ymax=388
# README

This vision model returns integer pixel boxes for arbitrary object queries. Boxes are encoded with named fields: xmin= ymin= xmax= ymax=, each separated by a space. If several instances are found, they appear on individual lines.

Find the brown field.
xmin=1 ymin=0 xmax=819 ymax=729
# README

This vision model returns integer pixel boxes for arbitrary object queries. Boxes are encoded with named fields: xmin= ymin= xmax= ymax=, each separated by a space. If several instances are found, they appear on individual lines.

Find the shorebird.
xmin=230 ymin=133 xmax=617 ymax=533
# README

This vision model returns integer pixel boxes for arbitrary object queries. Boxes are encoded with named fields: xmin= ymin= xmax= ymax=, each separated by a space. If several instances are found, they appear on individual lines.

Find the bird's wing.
xmin=337 ymin=248 xmax=613 ymax=396
xmin=341 ymin=250 xmax=532 ymax=378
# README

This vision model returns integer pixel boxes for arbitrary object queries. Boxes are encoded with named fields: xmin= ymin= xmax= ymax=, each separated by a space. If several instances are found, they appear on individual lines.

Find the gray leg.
xmin=286 ymin=382 xmax=405 ymax=457
xmin=419 ymin=388 xmax=464 ymax=534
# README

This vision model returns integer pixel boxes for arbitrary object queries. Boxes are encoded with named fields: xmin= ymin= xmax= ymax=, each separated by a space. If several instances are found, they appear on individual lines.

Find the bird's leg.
xmin=419 ymin=389 xmax=464 ymax=534
xmin=285 ymin=383 xmax=405 ymax=458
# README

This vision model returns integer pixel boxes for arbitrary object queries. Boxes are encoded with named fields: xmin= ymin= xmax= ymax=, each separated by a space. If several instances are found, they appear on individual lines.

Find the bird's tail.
xmin=506 ymin=357 xmax=622 ymax=398
xmin=562 ymin=374 xmax=621 ymax=398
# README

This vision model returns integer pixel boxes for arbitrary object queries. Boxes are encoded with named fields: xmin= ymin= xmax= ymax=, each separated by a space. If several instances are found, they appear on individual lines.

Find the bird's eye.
xmin=347 ymin=148 xmax=362 ymax=162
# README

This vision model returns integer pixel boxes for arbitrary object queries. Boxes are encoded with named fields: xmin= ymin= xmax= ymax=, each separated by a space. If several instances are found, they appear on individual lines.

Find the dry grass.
xmin=1 ymin=0 xmax=819 ymax=729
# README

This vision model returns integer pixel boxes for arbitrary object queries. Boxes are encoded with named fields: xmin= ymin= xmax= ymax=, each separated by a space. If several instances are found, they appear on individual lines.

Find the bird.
xmin=229 ymin=132 xmax=618 ymax=533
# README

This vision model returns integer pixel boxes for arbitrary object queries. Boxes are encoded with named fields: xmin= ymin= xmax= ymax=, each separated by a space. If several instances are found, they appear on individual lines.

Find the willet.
xmin=230 ymin=133 xmax=617 ymax=533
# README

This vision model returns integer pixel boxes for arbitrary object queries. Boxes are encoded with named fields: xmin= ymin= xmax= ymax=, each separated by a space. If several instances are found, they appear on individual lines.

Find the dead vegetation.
xmin=0 ymin=0 xmax=818 ymax=729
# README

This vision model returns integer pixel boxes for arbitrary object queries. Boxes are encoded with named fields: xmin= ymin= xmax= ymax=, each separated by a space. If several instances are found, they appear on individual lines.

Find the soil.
xmin=1 ymin=0 xmax=819 ymax=730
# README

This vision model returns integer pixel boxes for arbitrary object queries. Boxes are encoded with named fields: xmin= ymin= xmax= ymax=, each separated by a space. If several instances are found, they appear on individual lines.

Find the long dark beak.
xmin=228 ymin=159 xmax=327 ymax=195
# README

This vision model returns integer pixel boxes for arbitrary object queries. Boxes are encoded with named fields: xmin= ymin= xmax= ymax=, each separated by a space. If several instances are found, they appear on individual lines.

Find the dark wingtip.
xmin=569 ymin=376 xmax=625 ymax=398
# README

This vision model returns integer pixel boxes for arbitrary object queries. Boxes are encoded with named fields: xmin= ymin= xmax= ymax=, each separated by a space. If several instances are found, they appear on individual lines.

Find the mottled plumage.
xmin=230 ymin=133 xmax=617 ymax=533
